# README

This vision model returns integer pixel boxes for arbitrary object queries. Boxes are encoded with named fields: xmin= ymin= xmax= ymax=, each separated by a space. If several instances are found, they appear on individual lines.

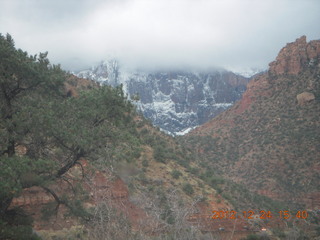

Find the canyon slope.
xmin=77 ymin=63 xmax=249 ymax=135
xmin=186 ymin=36 xmax=320 ymax=208
xmin=3 ymin=33 xmax=320 ymax=240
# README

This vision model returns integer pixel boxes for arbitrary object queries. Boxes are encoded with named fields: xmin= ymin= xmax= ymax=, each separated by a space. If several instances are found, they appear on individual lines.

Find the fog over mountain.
xmin=1 ymin=0 xmax=319 ymax=72
xmin=77 ymin=59 xmax=250 ymax=135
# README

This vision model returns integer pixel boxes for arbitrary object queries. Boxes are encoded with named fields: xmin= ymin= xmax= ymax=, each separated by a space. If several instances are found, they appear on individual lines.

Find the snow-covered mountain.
xmin=77 ymin=60 xmax=250 ymax=135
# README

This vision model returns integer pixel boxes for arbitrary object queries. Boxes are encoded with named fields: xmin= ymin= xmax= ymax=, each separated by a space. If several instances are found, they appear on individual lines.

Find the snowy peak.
xmin=76 ymin=61 xmax=249 ymax=135
xmin=77 ymin=59 xmax=120 ymax=85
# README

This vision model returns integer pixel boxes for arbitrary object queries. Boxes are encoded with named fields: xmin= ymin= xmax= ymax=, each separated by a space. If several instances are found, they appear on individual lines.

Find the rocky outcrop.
xmin=297 ymin=92 xmax=315 ymax=105
xmin=269 ymin=36 xmax=320 ymax=75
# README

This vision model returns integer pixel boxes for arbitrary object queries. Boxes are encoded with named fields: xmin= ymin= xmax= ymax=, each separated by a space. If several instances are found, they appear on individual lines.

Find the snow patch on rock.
xmin=76 ymin=60 xmax=248 ymax=135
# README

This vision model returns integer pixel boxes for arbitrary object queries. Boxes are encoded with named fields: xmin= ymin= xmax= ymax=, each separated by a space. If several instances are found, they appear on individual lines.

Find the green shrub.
xmin=245 ymin=234 xmax=260 ymax=240
xmin=182 ymin=183 xmax=194 ymax=195
xmin=171 ymin=170 xmax=182 ymax=179
xmin=0 ymin=208 xmax=41 ymax=240
xmin=142 ymin=159 xmax=149 ymax=167
xmin=210 ymin=176 xmax=225 ymax=187
xmin=154 ymin=146 xmax=167 ymax=163
xmin=140 ymin=128 xmax=149 ymax=135
xmin=137 ymin=173 xmax=148 ymax=184
xmin=189 ymin=167 xmax=200 ymax=175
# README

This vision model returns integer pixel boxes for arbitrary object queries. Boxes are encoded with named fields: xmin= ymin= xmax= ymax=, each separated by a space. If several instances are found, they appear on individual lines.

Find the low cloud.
xmin=1 ymin=0 xmax=320 ymax=71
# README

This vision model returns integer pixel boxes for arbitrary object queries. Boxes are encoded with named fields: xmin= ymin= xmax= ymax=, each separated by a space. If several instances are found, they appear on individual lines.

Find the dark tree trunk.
xmin=7 ymin=139 xmax=15 ymax=157
xmin=1 ymin=83 xmax=16 ymax=157
xmin=0 ymin=197 xmax=13 ymax=215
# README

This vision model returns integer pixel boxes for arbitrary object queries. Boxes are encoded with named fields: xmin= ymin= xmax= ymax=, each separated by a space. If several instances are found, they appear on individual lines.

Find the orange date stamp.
xmin=212 ymin=210 xmax=308 ymax=220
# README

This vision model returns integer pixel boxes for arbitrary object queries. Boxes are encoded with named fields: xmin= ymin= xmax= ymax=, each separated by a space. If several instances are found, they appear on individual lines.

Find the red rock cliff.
xmin=269 ymin=36 xmax=320 ymax=75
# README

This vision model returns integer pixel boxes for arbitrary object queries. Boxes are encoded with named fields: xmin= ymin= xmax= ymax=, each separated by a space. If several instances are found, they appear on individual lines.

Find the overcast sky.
xmin=1 ymin=0 xmax=319 ymax=72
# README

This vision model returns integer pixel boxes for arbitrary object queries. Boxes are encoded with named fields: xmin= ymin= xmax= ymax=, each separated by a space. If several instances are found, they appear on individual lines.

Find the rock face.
xmin=77 ymin=62 xmax=249 ymax=135
xmin=269 ymin=36 xmax=320 ymax=75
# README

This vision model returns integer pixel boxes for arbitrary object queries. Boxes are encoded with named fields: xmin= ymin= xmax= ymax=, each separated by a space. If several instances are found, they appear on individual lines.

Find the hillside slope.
xmin=3 ymin=33 xmax=320 ymax=240
xmin=186 ymin=36 xmax=320 ymax=208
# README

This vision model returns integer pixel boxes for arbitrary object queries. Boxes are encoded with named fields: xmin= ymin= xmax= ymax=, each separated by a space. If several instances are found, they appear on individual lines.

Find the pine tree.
xmin=0 ymin=33 xmax=139 ymax=239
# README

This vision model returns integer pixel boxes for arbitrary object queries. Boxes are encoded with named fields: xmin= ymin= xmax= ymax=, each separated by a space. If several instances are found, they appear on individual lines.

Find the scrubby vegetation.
xmin=1 ymin=33 xmax=319 ymax=239
xmin=181 ymin=65 xmax=320 ymax=208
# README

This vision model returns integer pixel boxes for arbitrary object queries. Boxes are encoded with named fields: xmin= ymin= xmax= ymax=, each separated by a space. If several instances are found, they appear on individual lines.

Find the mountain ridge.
xmin=76 ymin=61 xmax=250 ymax=135
xmin=187 ymin=36 xmax=320 ymax=208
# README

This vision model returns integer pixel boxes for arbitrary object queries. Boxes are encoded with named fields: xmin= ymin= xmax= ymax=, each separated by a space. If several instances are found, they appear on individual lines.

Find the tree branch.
xmin=41 ymin=186 xmax=62 ymax=206
xmin=75 ymin=161 xmax=85 ymax=179
xmin=56 ymin=148 xmax=84 ymax=177
xmin=61 ymin=176 xmax=76 ymax=194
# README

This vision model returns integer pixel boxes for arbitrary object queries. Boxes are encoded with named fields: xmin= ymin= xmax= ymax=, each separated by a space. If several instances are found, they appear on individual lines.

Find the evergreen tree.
xmin=0 ymin=33 xmax=65 ymax=213
xmin=0 ymin=33 xmax=139 ymax=239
